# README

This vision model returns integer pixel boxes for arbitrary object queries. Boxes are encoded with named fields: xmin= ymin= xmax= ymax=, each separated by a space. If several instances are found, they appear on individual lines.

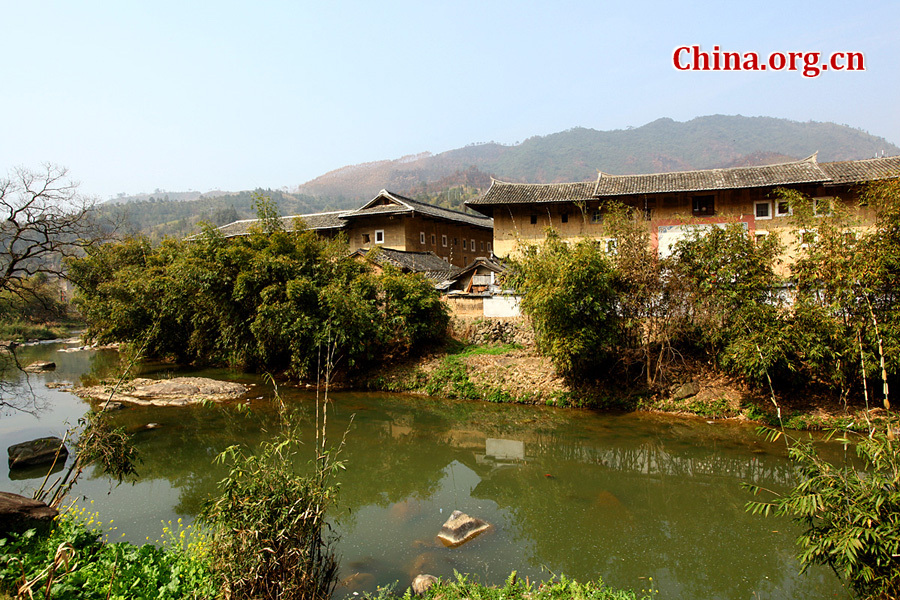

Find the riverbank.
xmin=357 ymin=320 xmax=891 ymax=432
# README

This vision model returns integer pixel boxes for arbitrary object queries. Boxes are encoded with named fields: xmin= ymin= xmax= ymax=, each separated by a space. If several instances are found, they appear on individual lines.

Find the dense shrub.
xmin=68 ymin=218 xmax=448 ymax=378
xmin=746 ymin=425 xmax=900 ymax=599
xmin=0 ymin=503 xmax=213 ymax=599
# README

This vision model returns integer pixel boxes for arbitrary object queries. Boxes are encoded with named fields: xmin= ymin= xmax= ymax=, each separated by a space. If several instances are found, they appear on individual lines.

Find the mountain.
xmin=110 ymin=115 xmax=899 ymax=240
xmin=297 ymin=115 xmax=899 ymax=201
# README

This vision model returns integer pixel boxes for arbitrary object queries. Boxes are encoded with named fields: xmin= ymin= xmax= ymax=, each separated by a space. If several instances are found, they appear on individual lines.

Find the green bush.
xmin=0 ymin=503 xmax=213 ymax=599
xmin=385 ymin=572 xmax=644 ymax=600
xmin=68 ymin=207 xmax=448 ymax=378
xmin=200 ymin=431 xmax=340 ymax=600
xmin=746 ymin=426 xmax=900 ymax=599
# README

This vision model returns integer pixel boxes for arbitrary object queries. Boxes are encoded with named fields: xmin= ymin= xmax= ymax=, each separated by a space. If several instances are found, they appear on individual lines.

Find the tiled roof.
xmin=467 ymin=155 xmax=900 ymax=208
xmin=467 ymin=181 xmax=596 ymax=207
xmin=819 ymin=156 xmax=900 ymax=185
xmin=353 ymin=247 xmax=457 ymax=281
xmin=593 ymin=155 xmax=828 ymax=196
xmin=216 ymin=211 xmax=349 ymax=238
xmin=341 ymin=190 xmax=493 ymax=229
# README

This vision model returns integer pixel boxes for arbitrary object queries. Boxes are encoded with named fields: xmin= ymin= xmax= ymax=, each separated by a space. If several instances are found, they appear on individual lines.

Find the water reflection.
xmin=1 ymin=343 xmax=851 ymax=600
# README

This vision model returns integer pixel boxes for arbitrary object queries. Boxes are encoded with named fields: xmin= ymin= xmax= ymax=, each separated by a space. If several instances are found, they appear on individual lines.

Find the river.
xmin=1 ymin=340 xmax=850 ymax=599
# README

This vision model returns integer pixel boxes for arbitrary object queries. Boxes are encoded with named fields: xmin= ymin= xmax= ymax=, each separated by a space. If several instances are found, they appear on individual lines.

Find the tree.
xmin=0 ymin=164 xmax=108 ymax=304
xmin=0 ymin=165 xmax=111 ymax=414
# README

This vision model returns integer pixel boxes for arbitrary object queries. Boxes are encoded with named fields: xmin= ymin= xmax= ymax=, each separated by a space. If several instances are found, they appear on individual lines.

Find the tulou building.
xmin=465 ymin=154 xmax=900 ymax=260
xmin=216 ymin=189 xmax=494 ymax=270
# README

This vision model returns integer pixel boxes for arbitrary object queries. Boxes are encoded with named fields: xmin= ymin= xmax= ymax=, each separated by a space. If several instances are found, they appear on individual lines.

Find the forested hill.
xmin=109 ymin=115 xmax=899 ymax=241
xmin=298 ymin=115 xmax=899 ymax=200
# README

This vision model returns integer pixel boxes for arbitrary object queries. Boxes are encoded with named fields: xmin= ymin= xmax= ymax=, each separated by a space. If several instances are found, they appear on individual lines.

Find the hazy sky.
xmin=2 ymin=1 xmax=898 ymax=199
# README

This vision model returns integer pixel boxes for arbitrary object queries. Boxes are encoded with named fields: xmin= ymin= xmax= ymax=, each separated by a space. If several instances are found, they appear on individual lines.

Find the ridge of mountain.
xmin=296 ymin=115 xmax=899 ymax=201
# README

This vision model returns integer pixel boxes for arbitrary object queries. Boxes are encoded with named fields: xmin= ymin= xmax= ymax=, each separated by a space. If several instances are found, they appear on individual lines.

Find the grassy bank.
xmin=0 ymin=320 xmax=73 ymax=342
xmin=361 ymin=338 xmax=893 ymax=431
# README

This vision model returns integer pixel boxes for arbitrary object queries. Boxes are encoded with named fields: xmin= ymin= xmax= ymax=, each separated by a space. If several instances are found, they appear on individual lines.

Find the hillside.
xmin=298 ymin=115 xmax=899 ymax=200
xmin=108 ymin=115 xmax=899 ymax=240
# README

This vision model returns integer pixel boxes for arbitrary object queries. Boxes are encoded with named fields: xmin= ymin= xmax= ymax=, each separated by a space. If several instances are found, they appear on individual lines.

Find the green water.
xmin=1 ymin=341 xmax=850 ymax=599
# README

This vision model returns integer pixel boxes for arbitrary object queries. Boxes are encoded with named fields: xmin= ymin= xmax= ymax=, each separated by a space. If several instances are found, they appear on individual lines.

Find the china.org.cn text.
xmin=673 ymin=45 xmax=865 ymax=78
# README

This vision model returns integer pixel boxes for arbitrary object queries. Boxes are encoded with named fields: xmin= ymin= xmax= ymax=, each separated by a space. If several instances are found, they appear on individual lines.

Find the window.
xmin=530 ymin=214 xmax=537 ymax=225
xmin=605 ymin=238 xmax=618 ymax=255
xmin=420 ymin=232 xmax=426 ymax=244
xmin=813 ymin=197 xmax=834 ymax=217
xmin=362 ymin=233 xmax=370 ymax=244
xmin=375 ymin=229 xmax=384 ymax=244
xmin=431 ymin=233 xmax=436 ymax=245
xmin=754 ymin=201 xmax=772 ymax=220
xmin=471 ymin=239 xmax=476 ymax=252
xmin=799 ymin=228 xmax=817 ymax=248
xmin=463 ymin=256 xmax=467 ymax=265
xmin=775 ymin=200 xmax=791 ymax=217
xmin=441 ymin=235 xmax=448 ymax=247
xmin=480 ymin=241 xmax=484 ymax=251
xmin=453 ymin=237 xmax=458 ymax=246
xmin=487 ymin=242 xmax=492 ymax=252
xmin=561 ymin=213 xmax=568 ymax=223
xmin=463 ymin=239 xmax=468 ymax=250
xmin=692 ymin=195 xmax=715 ymax=216
xmin=591 ymin=211 xmax=603 ymax=224
xmin=754 ymin=230 xmax=769 ymax=244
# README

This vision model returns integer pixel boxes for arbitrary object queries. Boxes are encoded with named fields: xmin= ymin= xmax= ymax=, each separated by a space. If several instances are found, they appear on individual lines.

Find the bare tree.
xmin=0 ymin=165 xmax=112 ymax=414
xmin=0 ymin=164 xmax=109 ymax=301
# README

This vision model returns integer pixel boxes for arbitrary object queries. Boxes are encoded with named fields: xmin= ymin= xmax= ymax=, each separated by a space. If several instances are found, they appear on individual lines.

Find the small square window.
xmin=442 ymin=235 xmax=448 ymax=247
xmin=420 ymin=232 xmax=426 ymax=244
xmin=799 ymin=228 xmax=817 ymax=248
xmin=775 ymin=200 xmax=791 ymax=217
xmin=362 ymin=233 xmax=370 ymax=244
xmin=375 ymin=230 xmax=384 ymax=244
xmin=530 ymin=215 xmax=537 ymax=225
xmin=692 ymin=195 xmax=715 ymax=216
xmin=561 ymin=213 xmax=569 ymax=223
xmin=754 ymin=230 xmax=769 ymax=243
xmin=591 ymin=211 xmax=602 ymax=224
xmin=813 ymin=198 xmax=834 ymax=217
xmin=754 ymin=201 xmax=772 ymax=220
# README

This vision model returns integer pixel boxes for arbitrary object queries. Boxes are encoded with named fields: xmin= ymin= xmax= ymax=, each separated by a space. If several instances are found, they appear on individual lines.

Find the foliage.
xmin=199 ymin=403 xmax=342 ymax=600
xmin=505 ymin=231 xmax=621 ymax=382
xmin=745 ymin=425 xmax=900 ymax=599
xmin=68 ymin=204 xmax=449 ymax=378
xmin=0 ymin=503 xmax=213 ymax=600
xmin=386 ymin=572 xmax=643 ymax=600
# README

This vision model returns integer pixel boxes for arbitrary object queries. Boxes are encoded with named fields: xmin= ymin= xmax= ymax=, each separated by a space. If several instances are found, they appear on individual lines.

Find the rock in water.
xmin=73 ymin=376 xmax=248 ymax=407
xmin=0 ymin=492 xmax=58 ymax=534
xmin=8 ymin=436 xmax=69 ymax=469
xmin=411 ymin=574 xmax=438 ymax=596
xmin=23 ymin=361 xmax=56 ymax=372
xmin=437 ymin=510 xmax=490 ymax=547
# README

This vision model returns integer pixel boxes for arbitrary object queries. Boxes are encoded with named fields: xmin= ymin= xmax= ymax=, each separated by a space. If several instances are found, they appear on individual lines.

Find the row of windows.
xmin=525 ymin=197 xmax=835 ymax=225
xmin=418 ymin=231 xmax=491 ymax=253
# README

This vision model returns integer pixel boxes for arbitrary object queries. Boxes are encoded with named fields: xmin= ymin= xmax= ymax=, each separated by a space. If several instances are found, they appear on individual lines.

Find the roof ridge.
xmin=596 ymin=154 xmax=823 ymax=179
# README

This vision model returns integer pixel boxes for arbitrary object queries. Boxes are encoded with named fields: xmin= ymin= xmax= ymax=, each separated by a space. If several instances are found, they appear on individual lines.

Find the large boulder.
xmin=0 ymin=492 xmax=58 ymax=535
xmin=8 ymin=437 xmax=68 ymax=469
xmin=73 ymin=377 xmax=248 ymax=407
xmin=437 ymin=510 xmax=490 ymax=548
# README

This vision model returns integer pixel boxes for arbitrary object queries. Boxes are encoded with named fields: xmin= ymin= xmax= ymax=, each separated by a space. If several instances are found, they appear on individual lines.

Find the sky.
xmin=2 ymin=1 xmax=898 ymax=200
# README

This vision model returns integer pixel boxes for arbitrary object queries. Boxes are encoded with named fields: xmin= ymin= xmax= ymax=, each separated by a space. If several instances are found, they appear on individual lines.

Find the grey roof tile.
xmin=342 ymin=190 xmax=493 ymax=229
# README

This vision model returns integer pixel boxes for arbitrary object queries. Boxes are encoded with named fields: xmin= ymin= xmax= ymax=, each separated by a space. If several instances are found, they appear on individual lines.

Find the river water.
xmin=1 ymin=341 xmax=851 ymax=599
